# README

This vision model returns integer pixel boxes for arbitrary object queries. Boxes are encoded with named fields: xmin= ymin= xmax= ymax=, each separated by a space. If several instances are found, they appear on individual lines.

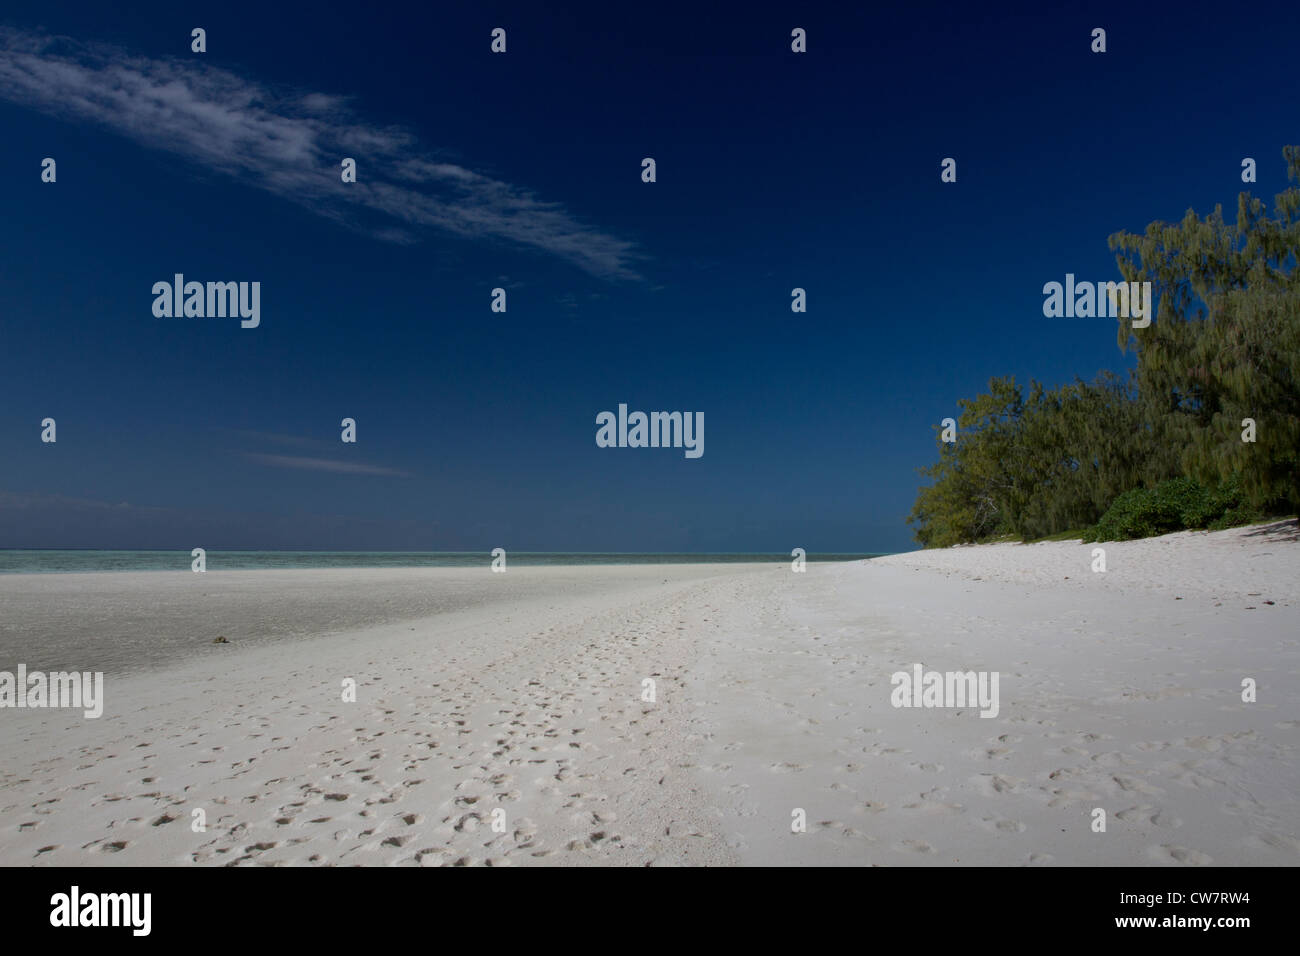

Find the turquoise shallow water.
xmin=0 ymin=550 xmax=884 ymax=573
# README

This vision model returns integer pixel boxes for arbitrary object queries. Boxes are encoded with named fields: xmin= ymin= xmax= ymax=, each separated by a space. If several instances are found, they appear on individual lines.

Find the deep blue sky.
xmin=1 ymin=1 xmax=1296 ymax=553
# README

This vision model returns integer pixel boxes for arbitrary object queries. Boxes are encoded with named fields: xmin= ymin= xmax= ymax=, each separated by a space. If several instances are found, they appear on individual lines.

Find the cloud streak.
xmin=0 ymin=27 xmax=641 ymax=278
xmin=0 ymin=489 xmax=160 ymax=514
xmin=243 ymin=453 xmax=412 ymax=477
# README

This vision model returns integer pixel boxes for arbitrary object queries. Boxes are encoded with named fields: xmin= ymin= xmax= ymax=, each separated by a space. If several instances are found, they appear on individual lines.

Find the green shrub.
xmin=1087 ymin=476 xmax=1253 ymax=541
xmin=1088 ymin=486 xmax=1178 ymax=541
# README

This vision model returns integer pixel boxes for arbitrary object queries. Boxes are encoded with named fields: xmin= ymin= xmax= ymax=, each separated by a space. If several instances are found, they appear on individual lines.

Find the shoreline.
xmin=0 ymin=552 xmax=888 ymax=576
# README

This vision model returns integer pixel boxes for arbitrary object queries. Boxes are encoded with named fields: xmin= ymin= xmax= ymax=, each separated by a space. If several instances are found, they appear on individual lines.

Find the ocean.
xmin=0 ymin=550 xmax=884 ymax=573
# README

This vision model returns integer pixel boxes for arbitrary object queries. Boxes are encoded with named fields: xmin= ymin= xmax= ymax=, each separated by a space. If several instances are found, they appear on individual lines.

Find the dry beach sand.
xmin=1 ymin=522 xmax=1296 ymax=866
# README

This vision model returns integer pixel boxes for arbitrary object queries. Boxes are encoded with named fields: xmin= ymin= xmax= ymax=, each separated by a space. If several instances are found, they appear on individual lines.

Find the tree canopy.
xmin=909 ymin=148 xmax=1299 ymax=546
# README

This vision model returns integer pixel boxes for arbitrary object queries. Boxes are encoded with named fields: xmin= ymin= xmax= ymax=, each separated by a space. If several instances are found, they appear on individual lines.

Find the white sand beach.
xmin=1 ymin=522 xmax=1296 ymax=866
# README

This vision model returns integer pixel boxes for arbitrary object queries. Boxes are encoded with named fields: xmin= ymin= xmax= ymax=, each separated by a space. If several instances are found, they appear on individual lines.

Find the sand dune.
xmin=1 ymin=523 xmax=1296 ymax=865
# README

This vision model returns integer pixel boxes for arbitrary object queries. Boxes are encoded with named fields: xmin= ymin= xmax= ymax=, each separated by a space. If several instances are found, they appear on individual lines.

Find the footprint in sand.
xmin=854 ymin=801 xmax=888 ymax=814
xmin=1147 ymin=845 xmax=1212 ymax=865
xmin=978 ymin=816 xmax=1026 ymax=833
xmin=893 ymin=839 xmax=935 ymax=854
xmin=1116 ymin=806 xmax=1182 ymax=828
xmin=972 ymin=774 xmax=1021 ymax=795
xmin=1243 ymin=832 xmax=1300 ymax=855
xmin=1110 ymin=775 xmax=1164 ymax=795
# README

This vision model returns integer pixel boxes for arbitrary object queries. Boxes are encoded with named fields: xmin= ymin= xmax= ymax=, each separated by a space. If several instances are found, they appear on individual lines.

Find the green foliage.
xmin=907 ymin=372 xmax=1176 ymax=545
xmin=909 ymin=147 xmax=1299 ymax=546
xmin=1179 ymin=287 xmax=1300 ymax=512
xmin=1109 ymin=146 xmax=1300 ymax=515
xmin=1086 ymin=476 xmax=1255 ymax=542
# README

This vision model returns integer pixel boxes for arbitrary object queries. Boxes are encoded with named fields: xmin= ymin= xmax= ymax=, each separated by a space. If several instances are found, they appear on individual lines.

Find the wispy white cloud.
xmin=0 ymin=489 xmax=155 ymax=513
xmin=221 ymin=428 xmax=327 ymax=449
xmin=0 ymin=27 xmax=642 ymax=278
xmin=243 ymin=453 xmax=412 ymax=477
